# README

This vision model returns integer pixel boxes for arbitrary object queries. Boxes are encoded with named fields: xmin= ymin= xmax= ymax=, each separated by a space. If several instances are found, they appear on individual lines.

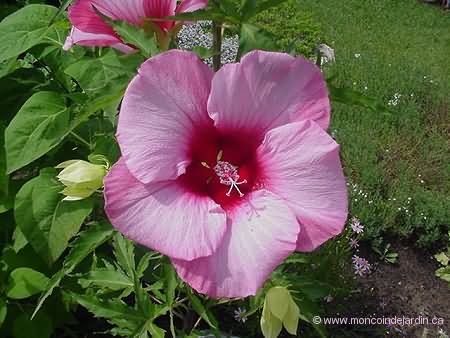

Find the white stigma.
xmin=213 ymin=161 xmax=247 ymax=197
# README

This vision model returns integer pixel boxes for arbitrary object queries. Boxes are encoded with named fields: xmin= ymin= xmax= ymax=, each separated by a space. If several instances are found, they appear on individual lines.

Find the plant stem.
xmin=212 ymin=21 xmax=223 ymax=71
xmin=69 ymin=131 xmax=91 ymax=150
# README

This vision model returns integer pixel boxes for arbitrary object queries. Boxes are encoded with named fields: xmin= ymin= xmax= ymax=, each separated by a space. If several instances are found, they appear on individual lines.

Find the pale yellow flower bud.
xmin=260 ymin=286 xmax=300 ymax=338
xmin=56 ymin=158 xmax=108 ymax=201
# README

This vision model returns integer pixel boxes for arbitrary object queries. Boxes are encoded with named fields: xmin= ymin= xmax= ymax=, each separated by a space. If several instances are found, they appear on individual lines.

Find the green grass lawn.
xmin=259 ymin=0 xmax=450 ymax=247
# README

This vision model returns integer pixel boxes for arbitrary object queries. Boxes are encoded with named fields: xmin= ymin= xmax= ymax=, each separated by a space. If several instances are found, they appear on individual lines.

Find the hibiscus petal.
xmin=257 ymin=120 xmax=348 ymax=252
xmin=176 ymin=0 xmax=208 ymax=13
xmin=104 ymin=158 xmax=227 ymax=261
xmin=118 ymin=50 xmax=214 ymax=184
xmin=208 ymin=50 xmax=330 ymax=137
xmin=63 ymin=26 xmax=134 ymax=53
xmin=143 ymin=0 xmax=176 ymax=17
xmin=69 ymin=0 xmax=151 ymax=38
xmin=172 ymin=190 xmax=299 ymax=298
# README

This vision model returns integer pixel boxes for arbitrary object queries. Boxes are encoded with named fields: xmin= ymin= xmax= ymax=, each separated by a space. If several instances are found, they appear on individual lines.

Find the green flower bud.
xmin=56 ymin=158 xmax=108 ymax=201
xmin=260 ymin=286 xmax=300 ymax=338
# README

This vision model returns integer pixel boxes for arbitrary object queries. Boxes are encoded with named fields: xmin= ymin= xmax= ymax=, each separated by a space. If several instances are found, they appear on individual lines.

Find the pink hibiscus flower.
xmin=104 ymin=50 xmax=348 ymax=298
xmin=64 ymin=0 xmax=207 ymax=52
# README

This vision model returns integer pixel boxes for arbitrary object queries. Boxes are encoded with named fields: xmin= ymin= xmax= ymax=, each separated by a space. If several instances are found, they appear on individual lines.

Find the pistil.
xmin=214 ymin=160 xmax=247 ymax=198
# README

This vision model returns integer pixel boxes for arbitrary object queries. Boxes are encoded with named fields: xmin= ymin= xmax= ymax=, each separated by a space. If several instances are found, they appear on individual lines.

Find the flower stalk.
xmin=212 ymin=21 xmax=222 ymax=71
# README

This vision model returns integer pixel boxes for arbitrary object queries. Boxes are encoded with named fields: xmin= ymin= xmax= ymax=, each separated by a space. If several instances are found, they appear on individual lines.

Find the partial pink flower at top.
xmin=64 ymin=0 xmax=208 ymax=52
xmin=104 ymin=50 xmax=348 ymax=298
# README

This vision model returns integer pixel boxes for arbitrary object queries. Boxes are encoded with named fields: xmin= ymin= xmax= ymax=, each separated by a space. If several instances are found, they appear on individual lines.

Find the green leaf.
xmin=49 ymin=0 xmax=74 ymax=24
xmin=163 ymin=259 xmax=178 ymax=307
xmin=239 ymin=0 xmax=257 ymax=20
xmin=95 ymin=12 xmax=159 ymax=58
xmin=187 ymin=291 xmax=218 ymax=329
xmin=237 ymin=23 xmax=278 ymax=59
xmin=435 ymin=252 xmax=449 ymax=266
xmin=327 ymin=82 xmax=391 ymax=114
xmin=113 ymin=232 xmax=136 ymax=277
xmin=191 ymin=46 xmax=220 ymax=60
xmin=0 ymin=68 xmax=49 ymax=122
xmin=0 ymin=57 xmax=21 ymax=80
xmin=435 ymin=266 xmax=450 ymax=282
xmin=12 ymin=227 xmax=28 ymax=253
xmin=65 ymin=50 xmax=141 ymax=97
xmin=70 ymin=292 xmax=146 ymax=328
xmin=0 ymin=121 xmax=11 ymax=213
xmin=13 ymin=311 xmax=53 ymax=338
xmin=32 ymin=221 xmax=114 ymax=318
xmin=0 ymin=5 xmax=58 ymax=62
xmin=78 ymin=269 xmax=133 ymax=291
xmin=147 ymin=323 xmax=166 ymax=338
xmin=6 ymin=267 xmax=49 ymax=299
xmin=0 ymin=299 xmax=7 ymax=327
xmin=136 ymin=252 xmax=152 ymax=279
xmin=6 ymin=91 xmax=70 ymax=173
xmin=218 ymin=0 xmax=240 ymax=18
xmin=70 ymin=292 xmax=145 ymax=321
xmin=14 ymin=168 xmax=93 ymax=264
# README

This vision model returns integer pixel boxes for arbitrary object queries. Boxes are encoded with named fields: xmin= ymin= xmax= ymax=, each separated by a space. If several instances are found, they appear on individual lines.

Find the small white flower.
xmin=350 ymin=217 xmax=364 ymax=234
xmin=233 ymin=307 xmax=247 ymax=323
xmin=354 ymin=53 xmax=361 ymax=58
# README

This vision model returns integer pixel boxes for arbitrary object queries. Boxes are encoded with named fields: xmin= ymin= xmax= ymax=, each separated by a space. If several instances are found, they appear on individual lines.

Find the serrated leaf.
xmin=32 ymin=222 xmax=114 ymax=319
xmin=147 ymin=323 xmax=166 ymax=338
xmin=163 ymin=259 xmax=178 ymax=307
xmin=0 ymin=5 xmax=58 ymax=62
xmin=14 ymin=168 xmax=93 ymax=264
xmin=136 ymin=252 xmax=152 ymax=279
xmin=6 ymin=267 xmax=49 ymax=299
xmin=78 ymin=269 xmax=133 ymax=291
xmin=113 ymin=232 xmax=135 ymax=277
xmin=71 ymin=293 xmax=145 ymax=321
xmin=237 ymin=23 xmax=278 ymax=59
xmin=6 ymin=91 xmax=70 ymax=173
xmin=187 ymin=291 xmax=218 ymax=329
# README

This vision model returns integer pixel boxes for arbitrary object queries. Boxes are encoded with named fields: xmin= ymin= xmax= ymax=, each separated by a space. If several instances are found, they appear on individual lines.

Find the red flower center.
xmin=179 ymin=124 xmax=263 ymax=209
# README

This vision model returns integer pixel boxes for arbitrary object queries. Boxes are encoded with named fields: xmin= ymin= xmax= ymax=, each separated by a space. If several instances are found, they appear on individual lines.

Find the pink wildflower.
xmin=64 ymin=0 xmax=208 ymax=52
xmin=104 ymin=50 xmax=348 ymax=298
